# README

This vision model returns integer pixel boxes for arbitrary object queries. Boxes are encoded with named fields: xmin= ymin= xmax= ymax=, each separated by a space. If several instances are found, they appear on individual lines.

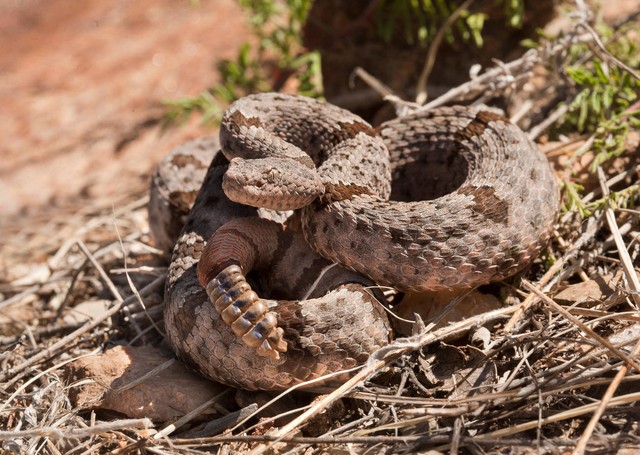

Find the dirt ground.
xmin=0 ymin=0 xmax=246 ymax=230
xmin=2 ymin=0 xmax=638 ymax=233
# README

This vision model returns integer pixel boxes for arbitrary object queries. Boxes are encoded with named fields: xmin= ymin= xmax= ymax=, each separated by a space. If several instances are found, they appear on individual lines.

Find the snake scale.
xmin=150 ymin=93 xmax=558 ymax=391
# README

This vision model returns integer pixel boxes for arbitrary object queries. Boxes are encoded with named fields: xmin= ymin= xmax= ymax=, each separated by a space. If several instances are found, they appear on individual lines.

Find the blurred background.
xmin=0 ymin=0 xmax=637 ymax=229
xmin=0 ymin=0 xmax=247 ymax=222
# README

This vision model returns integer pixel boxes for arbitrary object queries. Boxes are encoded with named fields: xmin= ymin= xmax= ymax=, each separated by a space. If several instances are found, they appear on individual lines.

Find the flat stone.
xmin=553 ymin=274 xmax=623 ymax=306
xmin=65 ymin=344 xmax=231 ymax=422
xmin=394 ymin=288 xmax=501 ymax=337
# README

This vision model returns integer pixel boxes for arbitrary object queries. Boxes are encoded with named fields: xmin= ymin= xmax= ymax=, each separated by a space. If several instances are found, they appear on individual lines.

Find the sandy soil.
xmin=0 ymin=0 xmax=246 ymax=227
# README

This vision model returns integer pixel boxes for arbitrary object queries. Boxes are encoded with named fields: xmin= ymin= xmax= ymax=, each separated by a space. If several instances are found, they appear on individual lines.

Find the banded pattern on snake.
xmin=151 ymin=93 xmax=558 ymax=390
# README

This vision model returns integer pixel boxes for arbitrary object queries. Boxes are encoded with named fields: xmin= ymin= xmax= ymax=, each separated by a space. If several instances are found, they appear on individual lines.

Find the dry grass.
xmin=1 ymin=8 xmax=640 ymax=455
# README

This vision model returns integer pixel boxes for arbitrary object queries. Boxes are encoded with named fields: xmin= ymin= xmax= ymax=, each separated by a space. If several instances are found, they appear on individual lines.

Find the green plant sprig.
xmin=557 ymin=23 xmax=640 ymax=172
xmin=164 ymin=0 xmax=320 ymax=126
xmin=374 ymin=0 xmax=524 ymax=48
xmin=547 ymin=20 xmax=640 ymax=219
xmin=562 ymin=180 xmax=639 ymax=219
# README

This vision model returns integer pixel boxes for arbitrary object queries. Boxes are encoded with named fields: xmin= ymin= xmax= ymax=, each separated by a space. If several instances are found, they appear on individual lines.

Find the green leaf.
xmin=593 ymin=59 xmax=609 ymax=84
xmin=602 ymin=84 xmax=615 ymax=110
xmin=465 ymin=13 xmax=486 ymax=48
xmin=589 ymin=87 xmax=601 ymax=113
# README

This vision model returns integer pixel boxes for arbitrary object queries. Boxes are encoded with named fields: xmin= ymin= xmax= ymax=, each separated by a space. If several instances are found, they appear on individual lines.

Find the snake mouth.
xmin=388 ymin=143 xmax=469 ymax=202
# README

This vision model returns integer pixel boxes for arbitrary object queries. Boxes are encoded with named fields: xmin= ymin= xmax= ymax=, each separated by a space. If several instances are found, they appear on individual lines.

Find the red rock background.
xmin=0 ymin=0 xmax=246 ymax=228
xmin=1 ymin=0 xmax=636 ymax=235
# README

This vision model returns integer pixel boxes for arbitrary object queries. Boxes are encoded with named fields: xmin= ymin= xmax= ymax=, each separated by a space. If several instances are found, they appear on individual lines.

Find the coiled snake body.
xmin=151 ymin=93 xmax=558 ymax=390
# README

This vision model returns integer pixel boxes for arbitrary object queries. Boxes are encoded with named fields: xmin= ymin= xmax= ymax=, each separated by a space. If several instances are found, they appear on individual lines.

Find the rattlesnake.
xmin=151 ymin=93 xmax=558 ymax=391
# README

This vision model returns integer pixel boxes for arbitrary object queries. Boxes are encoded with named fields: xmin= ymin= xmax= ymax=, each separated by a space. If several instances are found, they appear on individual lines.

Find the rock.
xmin=0 ymin=0 xmax=247 ymax=224
xmin=394 ymin=289 xmax=502 ymax=337
xmin=609 ymin=324 xmax=640 ymax=352
xmin=65 ymin=345 xmax=231 ymax=422
xmin=553 ymin=274 xmax=624 ymax=307
xmin=63 ymin=300 xmax=111 ymax=325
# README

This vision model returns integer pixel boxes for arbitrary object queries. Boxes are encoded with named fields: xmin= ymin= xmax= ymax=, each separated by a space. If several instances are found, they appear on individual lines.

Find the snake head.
xmin=223 ymin=157 xmax=324 ymax=211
